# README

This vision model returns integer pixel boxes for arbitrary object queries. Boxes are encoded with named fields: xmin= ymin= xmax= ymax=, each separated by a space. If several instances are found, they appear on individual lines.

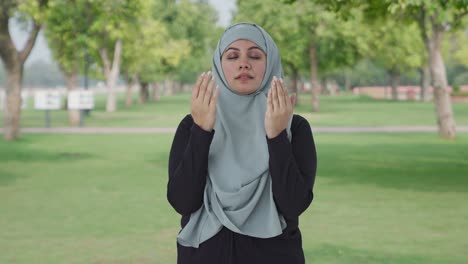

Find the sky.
xmin=10 ymin=0 xmax=236 ymax=65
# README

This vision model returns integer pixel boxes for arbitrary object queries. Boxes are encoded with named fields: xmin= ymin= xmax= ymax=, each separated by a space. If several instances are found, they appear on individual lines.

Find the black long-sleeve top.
xmin=167 ymin=114 xmax=317 ymax=264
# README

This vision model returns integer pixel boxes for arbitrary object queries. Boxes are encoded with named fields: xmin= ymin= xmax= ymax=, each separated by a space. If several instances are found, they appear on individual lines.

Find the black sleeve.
xmin=167 ymin=115 xmax=215 ymax=215
xmin=267 ymin=115 xmax=317 ymax=218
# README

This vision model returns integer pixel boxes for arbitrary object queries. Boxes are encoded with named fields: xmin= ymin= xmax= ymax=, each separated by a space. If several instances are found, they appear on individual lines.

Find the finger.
xmin=192 ymin=72 xmax=205 ymax=100
xmin=280 ymin=79 xmax=291 ymax=108
xmin=272 ymin=77 xmax=279 ymax=112
xmin=210 ymin=85 xmax=220 ymax=109
xmin=267 ymin=86 xmax=273 ymax=112
xmin=198 ymin=71 xmax=211 ymax=101
xmin=277 ymin=78 xmax=286 ymax=109
xmin=204 ymin=76 xmax=215 ymax=103
xmin=290 ymin=93 xmax=296 ymax=106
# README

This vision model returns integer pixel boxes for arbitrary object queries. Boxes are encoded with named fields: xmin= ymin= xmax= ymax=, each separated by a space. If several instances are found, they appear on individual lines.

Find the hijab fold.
xmin=177 ymin=23 xmax=291 ymax=248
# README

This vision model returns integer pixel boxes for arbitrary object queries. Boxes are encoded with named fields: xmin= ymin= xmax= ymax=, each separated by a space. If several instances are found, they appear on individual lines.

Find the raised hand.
xmin=265 ymin=76 xmax=296 ymax=139
xmin=191 ymin=71 xmax=219 ymax=132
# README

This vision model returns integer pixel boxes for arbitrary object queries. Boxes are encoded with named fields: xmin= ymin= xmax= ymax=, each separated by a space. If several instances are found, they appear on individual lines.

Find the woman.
xmin=168 ymin=22 xmax=317 ymax=264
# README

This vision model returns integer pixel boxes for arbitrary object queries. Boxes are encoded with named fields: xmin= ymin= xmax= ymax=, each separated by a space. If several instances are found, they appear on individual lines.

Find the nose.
xmin=238 ymin=56 xmax=251 ymax=69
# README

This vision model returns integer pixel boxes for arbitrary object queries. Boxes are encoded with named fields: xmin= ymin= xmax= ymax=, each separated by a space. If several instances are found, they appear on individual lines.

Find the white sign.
xmin=68 ymin=90 xmax=94 ymax=110
xmin=34 ymin=90 xmax=62 ymax=110
xmin=0 ymin=90 xmax=4 ymax=110
xmin=0 ymin=90 xmax=28 ymax=110
xmin=21 ymin=91 xmax=28 ymax=109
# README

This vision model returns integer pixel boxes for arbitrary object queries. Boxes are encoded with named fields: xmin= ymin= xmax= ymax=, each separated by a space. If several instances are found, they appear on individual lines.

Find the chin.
xmin=237 ymin=89 xmax=256 ymax=95
xmin=233 ymin=86 xmax=258 ymax=95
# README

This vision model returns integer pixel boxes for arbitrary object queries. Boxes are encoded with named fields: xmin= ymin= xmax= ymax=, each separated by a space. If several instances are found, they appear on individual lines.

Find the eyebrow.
xmin=224 ymin=46 xmax=263 ymax=52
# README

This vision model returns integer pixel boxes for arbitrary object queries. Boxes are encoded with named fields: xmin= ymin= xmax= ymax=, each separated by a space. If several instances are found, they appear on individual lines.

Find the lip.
xmin=235 ymin=73 xmax=254 ymax=80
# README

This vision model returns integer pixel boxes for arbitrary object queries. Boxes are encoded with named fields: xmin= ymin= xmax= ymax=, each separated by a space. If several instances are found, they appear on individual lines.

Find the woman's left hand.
xmin=265 ymin=77 xmax=295 ymax=139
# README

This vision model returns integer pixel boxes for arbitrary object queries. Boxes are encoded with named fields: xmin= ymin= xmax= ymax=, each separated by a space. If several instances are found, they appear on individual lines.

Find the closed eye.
xmin=248 ymin=51 xmax=263 ymax=60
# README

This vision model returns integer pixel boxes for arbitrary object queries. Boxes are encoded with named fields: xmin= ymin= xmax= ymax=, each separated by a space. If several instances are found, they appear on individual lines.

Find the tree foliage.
xmin=120 ymin=1 xmax=190 ymax=85
xmin=156 ymin=0 xmax=222 ymax=83
xmin=367 ymin=19 xmax=423 ymax=76
xmin=235 ymin=0 xmax=365 ymax=79
xmin=0 ymin=0 xmax=49 ymax=140
xmin=294 ymin=0 xmax=467 ymax=138
xmin=45 ymin=0 xmax=89 ymax=75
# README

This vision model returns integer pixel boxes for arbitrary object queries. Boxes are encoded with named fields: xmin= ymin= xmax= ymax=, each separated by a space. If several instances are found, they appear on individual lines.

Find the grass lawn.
xmin=1 ymin=133 xmax=467 ymax=263
xmin=2 ymin=92 xmax=467 ymax=128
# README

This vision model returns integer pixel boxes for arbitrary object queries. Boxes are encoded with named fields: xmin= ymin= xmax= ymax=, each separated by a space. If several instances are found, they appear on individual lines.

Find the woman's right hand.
xmin=191 ymin=71 xmax=219 ymax=132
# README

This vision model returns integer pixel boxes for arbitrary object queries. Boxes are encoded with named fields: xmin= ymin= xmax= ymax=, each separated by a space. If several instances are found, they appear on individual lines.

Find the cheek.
xmin=255 ymin=61 xmax=267 ymax=78
xmin=221 ymin=62 xmax=235 ymax=79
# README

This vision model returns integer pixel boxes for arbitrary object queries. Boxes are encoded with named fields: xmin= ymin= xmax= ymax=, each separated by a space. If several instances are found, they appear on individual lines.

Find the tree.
xmin=120 ymin=0 xmax=194 ymax=105
xmin=444 ymin=24 xmax=468 ymax=87
xmin=0 ymin=0 xmax=48 ymax=140
xmin=301 ymin=0 xmax=468 ymax=138
xmin=276 ymin=0 xmax=326 ymax=111
xmin=156 ymin=0 xmax=221 ymax=88
xmin=121 ymin=16 xmax=190 ymax=104
xmin=390 ymin=1 xmax=467 ymax=139
xmin=236 ymin=0 xmax=364 ymax=111
xmin=45 ymin=0 xmax=90 ymax=126
xmin=367 ymin=20 xmax=423 ymax=100
xmin=84 ymin=0 xmax=144 ymax=113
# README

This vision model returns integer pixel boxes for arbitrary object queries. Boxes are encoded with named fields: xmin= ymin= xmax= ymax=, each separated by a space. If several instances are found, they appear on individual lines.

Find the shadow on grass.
xmin=304 ymin=243 xmax=464 ymax=264
xmin=0 ymin=145 xmax=94 ymax=186
xmin=294 ymin=94 xmax=430 ymax=115
xmin=0 ymin=137 xmax=94 ymax=163
xmin=91 ymin=92 xmax=191 ymax=112
xmin=0 ymin=170 xmax=26 ymax=186
xmin=317 ymin=140 xmax=468 ymax=193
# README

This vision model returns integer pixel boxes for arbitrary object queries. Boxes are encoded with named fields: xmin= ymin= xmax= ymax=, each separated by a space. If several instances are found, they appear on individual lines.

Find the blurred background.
xmin=1 ymin=0 xmax=467 ymax=263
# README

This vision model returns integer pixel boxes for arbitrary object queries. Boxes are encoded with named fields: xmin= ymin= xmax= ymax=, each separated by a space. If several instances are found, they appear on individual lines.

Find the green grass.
xmin=2 ymin=92 xmax=467 ymax=128
xmin=1 ymin=133 xmax=467 ymax=263
xmin=3 ymin=93 xmax=190 ymax=128
xmin=295 ymin=94 xmax=468 ymax=126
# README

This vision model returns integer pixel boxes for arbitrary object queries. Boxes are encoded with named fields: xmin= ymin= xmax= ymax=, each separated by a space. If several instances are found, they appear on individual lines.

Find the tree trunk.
xmin=125 ymin=83 xmax=133 ymax=107
xmin=65 ymin=72 xmax=80 ymax=126
xmin=4 ymin=65 xmax=23 ymax=140
xmin=0 ymin=12 xmax=42 ymax=140
xmin=417 ymin=9 xmax=455 ymax=138
xmin=99 ymin=39 xmax=122 ymax=113
xmin=288 ymin=66 xmax=299 ymax=106
xmin=321 ymin=77 xmax=329 ymax=95
xmin=298 ymin=79 xmax=304 ymax=93
xmin=164 ymin=79 xmax=174 ymax=96
xmin=309 ymin=42 xmax=320 ymax=112
xmin=325 ymin=79 xmax=338 ymax=96
xmin=428 ymin=26 xmax=456 ymax=139
xmin=125 ymin=74 xmax=137 ymax=108
xmin=419 ymin=64 xmax=431 ymax=101
xmin=344 ymin=68 xmax=352 ymax=91
xmin=152 ymin=82 xmax=161 ymax=101
xmin=416 ymin=8 xmax=432 ymax=102
xmin=139 ymin=82 xmax=149 ymax=104
xmin=175 ymin=81 xmax=183 ymax=94
xmin=389 ymin=70 xmax=400 ymax=101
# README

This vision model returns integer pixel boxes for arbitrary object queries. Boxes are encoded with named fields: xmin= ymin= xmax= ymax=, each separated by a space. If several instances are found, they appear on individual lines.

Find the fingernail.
xmin=201 ymin=72 xmax=205 ymax=76
xmin=207 ymin=71 xmax=212 ymax=75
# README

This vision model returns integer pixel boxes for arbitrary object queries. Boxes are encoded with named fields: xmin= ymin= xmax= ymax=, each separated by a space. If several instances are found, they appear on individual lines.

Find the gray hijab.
xmin=177 ymin=22 xmax=291 ymax=248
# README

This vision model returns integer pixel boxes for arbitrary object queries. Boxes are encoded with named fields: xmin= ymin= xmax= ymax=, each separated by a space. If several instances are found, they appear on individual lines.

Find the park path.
xmin=2 ymin=126 xmax=468 ymax=134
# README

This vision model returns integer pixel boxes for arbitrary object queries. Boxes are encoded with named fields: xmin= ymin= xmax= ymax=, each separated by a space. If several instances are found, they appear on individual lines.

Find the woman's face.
xmin=221 ymin=39 xmax=266 ymax=95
